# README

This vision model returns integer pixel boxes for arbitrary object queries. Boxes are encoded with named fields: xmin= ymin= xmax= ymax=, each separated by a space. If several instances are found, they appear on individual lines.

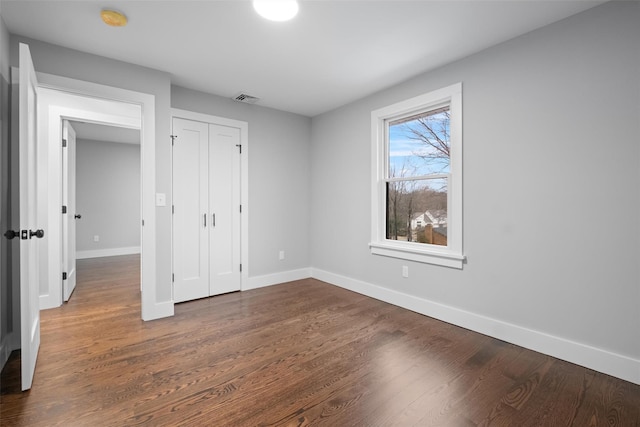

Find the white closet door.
xmin=172 ymin=118 xmax=209 ymax=302
xmin=209 ymin=124 xmax=241 ymax=296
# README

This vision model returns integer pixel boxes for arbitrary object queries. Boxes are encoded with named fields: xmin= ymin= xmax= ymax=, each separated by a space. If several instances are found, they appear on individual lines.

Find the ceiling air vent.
xmin=232 ymin=93 xmax=260 ymax=104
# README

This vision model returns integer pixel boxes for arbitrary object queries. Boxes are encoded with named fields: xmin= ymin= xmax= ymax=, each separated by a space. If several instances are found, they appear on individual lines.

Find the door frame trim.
xmin=170 ymin=108 xmax=249 ymax=293
xmin=36 ymin=71 xmax=166 ymax=320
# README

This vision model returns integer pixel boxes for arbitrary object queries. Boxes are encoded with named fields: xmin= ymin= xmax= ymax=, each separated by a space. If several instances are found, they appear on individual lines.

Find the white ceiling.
xmin=2 ymin=0 xmax=604 ymax=117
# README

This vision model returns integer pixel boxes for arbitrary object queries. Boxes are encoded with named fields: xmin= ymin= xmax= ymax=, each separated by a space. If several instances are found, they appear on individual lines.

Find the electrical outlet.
xmin=93 ymin=235 xmax=99 ymax=242
xmin=279 ymin=250 xmax=285 ymax=260
xmin=402 ymin=265 xmax=409 ymax=278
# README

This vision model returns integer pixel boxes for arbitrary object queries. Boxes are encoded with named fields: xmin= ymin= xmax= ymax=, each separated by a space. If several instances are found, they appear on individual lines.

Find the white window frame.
xmin=370 ymin=82 xmax=464 ymax=269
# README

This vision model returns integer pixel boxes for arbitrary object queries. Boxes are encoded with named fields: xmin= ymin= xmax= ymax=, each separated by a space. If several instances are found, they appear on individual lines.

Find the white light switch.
xmin=156 ymin=193 xmax=166 ymax=206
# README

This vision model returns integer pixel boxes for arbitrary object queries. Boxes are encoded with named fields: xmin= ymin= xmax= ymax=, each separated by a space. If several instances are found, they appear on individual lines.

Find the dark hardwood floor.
xmin=1 ymin=255 xmax=639 ymax=426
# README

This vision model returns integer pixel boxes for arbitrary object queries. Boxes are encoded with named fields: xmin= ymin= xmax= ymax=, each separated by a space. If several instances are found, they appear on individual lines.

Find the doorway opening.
xmin=36 ymin=72 xmax=165 ymax=320
xmin=65 ymin=120 xmax=141 ymax=303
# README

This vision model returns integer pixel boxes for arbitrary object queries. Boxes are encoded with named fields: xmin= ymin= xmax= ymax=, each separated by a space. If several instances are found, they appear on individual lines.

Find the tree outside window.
xmin=386 ymin=108 xmax=450 ymax=246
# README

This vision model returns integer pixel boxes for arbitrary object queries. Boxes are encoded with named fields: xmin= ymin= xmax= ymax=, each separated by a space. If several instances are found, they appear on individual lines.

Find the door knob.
xmin=5 ymin=230 xmax=35 ymax=240
xmin=74 ymin=214 xmax=82 ymax=219
xmin=4 ymin=230 xmax=19 ymax=240
xmin=30 ymin=229 xmax=45 ymax=239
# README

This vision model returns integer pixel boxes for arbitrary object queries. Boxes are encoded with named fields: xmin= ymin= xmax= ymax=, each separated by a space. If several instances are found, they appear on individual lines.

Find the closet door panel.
xmin=172 ymin=118 xmax=210 ymax=302
xmin=209 ymin=124 xmax=241 ymax=296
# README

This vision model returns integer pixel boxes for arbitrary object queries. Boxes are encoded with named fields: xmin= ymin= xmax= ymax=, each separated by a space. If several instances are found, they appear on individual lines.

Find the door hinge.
xmin=142 ymin=219 xmax=145 ymax=226
xmin=172 ymin=205 xmax=175 ymax=214
xmin=170 ymin=135 xmax=177 ymax=146
xmin=62 ymin=206 xmax=67 ymax=214
xmin=239 ymin=205 xmax=242 ymax=213
xmin=62 ymin=272 xmax=67 ymax=280
xmin=172 ymin=273 xmax=175 ymax=282
xmin=239 ymin=264 xmax=242 ymax=272
xmin=62 ymin=138 xmax=67 ymax=148
xmin=236 ymin=144 xmax=242 ymax=154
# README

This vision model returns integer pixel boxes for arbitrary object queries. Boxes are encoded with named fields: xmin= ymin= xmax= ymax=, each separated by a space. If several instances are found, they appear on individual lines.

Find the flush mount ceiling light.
xmin=100 ymin=9 xmax=128 ymax=27
xmin=253 ymin=0 xmax=299 ymax=22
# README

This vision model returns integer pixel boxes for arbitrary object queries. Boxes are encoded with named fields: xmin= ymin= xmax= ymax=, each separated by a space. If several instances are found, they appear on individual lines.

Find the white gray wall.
xmin=310 ymin=1 xmax=640 ymax=381
xmin=76 ymin=139 xmax=140 ymax=256
xmin=171 ymin=87 xmax=311 ymax=278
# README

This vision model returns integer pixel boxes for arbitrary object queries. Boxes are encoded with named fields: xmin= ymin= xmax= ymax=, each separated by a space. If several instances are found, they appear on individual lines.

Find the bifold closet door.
xmin=173 ymin=117 xmax=242 ymax=303
xmin=172 ymin=118 xmax=209 ymax=302
xmin=209 ymin=124 xmax=241 ymax=296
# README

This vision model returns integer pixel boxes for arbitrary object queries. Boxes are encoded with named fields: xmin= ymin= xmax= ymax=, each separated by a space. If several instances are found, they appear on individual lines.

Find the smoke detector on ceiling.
xmin=232 ymin=93 xmax=260 ymax=104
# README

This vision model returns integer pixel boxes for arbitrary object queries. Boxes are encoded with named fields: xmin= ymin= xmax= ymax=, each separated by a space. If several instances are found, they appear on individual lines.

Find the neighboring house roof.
xmin=413 ymin=212 xmax=426 ymax=221
xmin=425 ymin=210 xmax=447 ymax=224
xmin=412 ymin=210 xmax=447 ymax=225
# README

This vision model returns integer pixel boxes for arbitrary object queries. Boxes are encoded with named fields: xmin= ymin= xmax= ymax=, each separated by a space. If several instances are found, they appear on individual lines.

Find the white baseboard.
xmin=76 ymin=246 xmax=141 ymax=260
xmin=244 ymin=268 xmax=312 ymax=291
xmin=142 ymin=299 xmax=174 ymax=322
xmin=40 ymin=293 xmax=59 ymax=310
xmin=311 ymin=268 xmax=640 ymax=386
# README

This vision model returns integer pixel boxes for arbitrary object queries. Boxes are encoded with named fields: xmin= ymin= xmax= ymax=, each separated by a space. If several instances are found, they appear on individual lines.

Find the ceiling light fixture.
xmin=101 ymin=9 xmax=128 ymax=27
xmin=253 ymin=0 xmax=299 ymax=22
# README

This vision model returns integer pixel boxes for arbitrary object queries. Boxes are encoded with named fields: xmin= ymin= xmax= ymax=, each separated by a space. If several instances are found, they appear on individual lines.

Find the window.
xmin=370 ymin=83 xmax=464 ymax=268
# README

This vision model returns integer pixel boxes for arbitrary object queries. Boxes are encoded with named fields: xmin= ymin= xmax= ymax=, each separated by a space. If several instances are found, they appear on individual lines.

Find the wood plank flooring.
xmin=1 ymin=255 xmax=639 ymax=426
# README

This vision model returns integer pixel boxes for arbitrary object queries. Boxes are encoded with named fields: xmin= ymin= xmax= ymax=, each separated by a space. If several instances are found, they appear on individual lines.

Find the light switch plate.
xmin=156 ymin=193 xmax=166 ymax=206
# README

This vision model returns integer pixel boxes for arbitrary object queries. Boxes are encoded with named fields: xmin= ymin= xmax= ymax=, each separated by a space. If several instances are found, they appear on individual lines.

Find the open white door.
xmin=62 ymin=120 xmax=77 ymax=301
xmin=18 ymin=43 xmax=42 ymax=391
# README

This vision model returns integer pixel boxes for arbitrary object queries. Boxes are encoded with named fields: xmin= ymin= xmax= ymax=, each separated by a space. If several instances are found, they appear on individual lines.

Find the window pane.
xmin=386 ymin=178 xmax=447 ymax=246
xmin=388 ymin=107 xmax=450 ymax=178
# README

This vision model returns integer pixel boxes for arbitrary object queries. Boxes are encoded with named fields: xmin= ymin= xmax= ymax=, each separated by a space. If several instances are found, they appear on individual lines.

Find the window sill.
xmin=369 ymin=241 xmax=465 ymax=269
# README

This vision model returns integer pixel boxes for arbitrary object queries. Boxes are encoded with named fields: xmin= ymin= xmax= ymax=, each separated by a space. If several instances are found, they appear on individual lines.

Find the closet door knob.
xmin=30 ymin=229 xmax=45 ymax=239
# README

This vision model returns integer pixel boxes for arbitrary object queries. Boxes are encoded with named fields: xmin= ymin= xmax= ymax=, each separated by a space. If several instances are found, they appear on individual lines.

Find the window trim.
xmin=370 ymin=83 xmax=464 ymax=269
